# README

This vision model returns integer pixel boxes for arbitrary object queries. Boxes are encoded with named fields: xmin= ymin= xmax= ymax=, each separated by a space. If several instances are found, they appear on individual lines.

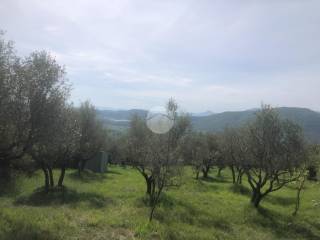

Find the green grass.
xmin=1 ymin=166 xmax=320 ymax=240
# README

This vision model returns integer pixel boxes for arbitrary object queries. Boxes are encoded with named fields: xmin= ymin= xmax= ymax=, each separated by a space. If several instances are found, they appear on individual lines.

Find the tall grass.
xmin=0 ymin=166 xmax=319 ymax=239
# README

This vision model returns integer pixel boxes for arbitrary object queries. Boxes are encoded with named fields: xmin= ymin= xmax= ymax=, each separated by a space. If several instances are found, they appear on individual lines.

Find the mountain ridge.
xmin=97 ymin=107 xmax=320 ymax=143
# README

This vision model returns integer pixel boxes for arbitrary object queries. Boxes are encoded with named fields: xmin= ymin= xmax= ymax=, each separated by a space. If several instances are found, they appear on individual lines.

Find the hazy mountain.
xmin=97 ymin=109 xmax=147 ymax=121
xmin=97 ymin=107 xmax=320 ymax=143
xmin=97 ymin=109 xmax=147 ymax=131
xmin=191 ymin=111 xmax=215 ymax=117
xmin=190 ymin=109 xmax=257 ymax=132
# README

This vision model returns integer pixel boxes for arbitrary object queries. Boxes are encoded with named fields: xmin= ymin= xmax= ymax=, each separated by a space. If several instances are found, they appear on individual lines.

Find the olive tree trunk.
xmin=58 ymin=165 xmax=66 ymax=187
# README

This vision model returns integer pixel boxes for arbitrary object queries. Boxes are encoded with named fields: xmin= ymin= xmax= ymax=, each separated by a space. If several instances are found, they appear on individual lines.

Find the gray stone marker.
xmin=85 ymin=151 xmax=108 ymax=173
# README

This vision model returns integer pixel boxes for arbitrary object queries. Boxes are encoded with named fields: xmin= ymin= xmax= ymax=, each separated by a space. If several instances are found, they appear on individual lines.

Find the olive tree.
xmin=74 ymin=101 xmax=107 ymax=175
xmin=22 ymin=51 xmax=70 ymax=192
xmin=105 ymin=131 xmax=128 ymax=166
xmin=0 ymin=33 xmax=79 ymax=192
xmin=0 ymin=33 xmax=105 ymax=191
xmin=0 ymin=32 xmax=30 ymax=179
xmin=126 ymin=114 xmax=154 ymax=194
xmin=126 ymin=99 xmax=190 ymax=221
xmin=306 ymin=144 xmax=320 ymax=181
xmin=244 ymin=105 xmax=307 ymax=208
xmin=147 ymin=100 xmax=190 ymax=221
xmin=181 ymin=132 xmax=222 ymax=180
xmin=181 ymin=132 xmax=209 ymax=179
xmin=293 ymin=145 xmax=318 ymax=216
xmin=220 ymin=128 xmax=247 ymax=184
xmin=53 ymin=105 xmax=80 ymax=187
xmin=201 ymin=133 xmax=221 ymax=179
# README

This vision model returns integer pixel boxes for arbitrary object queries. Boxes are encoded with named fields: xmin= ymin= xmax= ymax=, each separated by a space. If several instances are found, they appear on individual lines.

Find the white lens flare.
xmin=146 ymin=106 xmax=174 ymax=134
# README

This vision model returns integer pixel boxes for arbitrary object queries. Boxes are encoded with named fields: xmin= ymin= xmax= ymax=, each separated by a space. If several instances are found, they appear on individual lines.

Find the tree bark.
xmin=251 ymin=188 xmax=263 ymax=208
xmin=48 ymin=167 xmax=54 ymax=188
xmin=217 ymin=167 xmax=223 ymax=177
xmin=41 ymin=165 xmax=50 ymax=193
xmin=149 ymin=184 xmax=164 ymax=222
xmin=236 ymin=170 xmax=244 ymax=184
xmin=253 ymin=195 xmax=262 ymax=208
xmin=149 ymin=180 xmax=156 ymax=206
xmin=230 ymin=166 xmax=236 ymax=184
xmin=293 ymin=174 xmax=306 ymax=216
xmin=78 ymin=159 xmax=87 ymax=176
xmin=146 ymin=177 xmax=153 ymax=195
xmin=58 ymin=165 xmax=66 ymax=187
xmin=239 ymin=174 xmax=243 ymax=184
xmin=251 ymin=189 xmax=257 ymax=203
xmin=141 ymin=172 xmax=154 ymax=195
xmin=202 ymin=166 xmax=210 ymax=178
xmin=149 ymin=204 xmax=156 ymax=221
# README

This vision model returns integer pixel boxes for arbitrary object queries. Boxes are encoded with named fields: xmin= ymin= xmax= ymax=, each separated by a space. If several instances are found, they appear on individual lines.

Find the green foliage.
xmin=75 ymin=101 xmax=107 ymax=173
xmin=181 ymin=132 xmax=221 ymax=179
xmin=243 ymin=105 xmax=307 ymax=207
xmin=126 ymin=99 xmax=191 ymax=221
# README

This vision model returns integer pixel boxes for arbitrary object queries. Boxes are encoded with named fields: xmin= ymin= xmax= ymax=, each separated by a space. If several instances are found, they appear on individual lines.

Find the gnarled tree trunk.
xmin=230 ymin=166 xmax=236 ymax=184
xmin=48 ymin=166 xmax=54 ymax=188
xmin=41 ymin=164 xmax=50 ymax=193
xmin=58 ymin=165 xmax=66 ymax=187
xmin=251 ymin=188 xmax=263 ymax=208
xmin=202 ymin=166 xmax=210 ymax=178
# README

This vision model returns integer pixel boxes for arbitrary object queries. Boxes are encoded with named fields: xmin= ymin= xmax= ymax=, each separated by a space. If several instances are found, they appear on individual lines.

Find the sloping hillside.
xmin=191 ymin=107 xmax=320 ymax=143
xmin=97 ymin=109 xmax=147 ymax=131
xmin=97 ymin=107 xmax=320 ymax=143
xmin=1 ymin=166 xmax=320 ymax=239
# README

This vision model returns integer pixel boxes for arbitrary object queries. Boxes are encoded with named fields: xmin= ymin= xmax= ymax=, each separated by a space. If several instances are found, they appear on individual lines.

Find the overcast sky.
xmin=1 ymin=0 xmax=320 ymax=112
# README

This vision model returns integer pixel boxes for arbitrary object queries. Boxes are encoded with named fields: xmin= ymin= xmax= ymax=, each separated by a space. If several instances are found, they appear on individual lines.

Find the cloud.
xmin=1 ymin=0 xmax=320 ymax=112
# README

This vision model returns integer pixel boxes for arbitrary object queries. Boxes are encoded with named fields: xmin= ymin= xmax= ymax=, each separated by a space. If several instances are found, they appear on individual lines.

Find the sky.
xmin=1 ymin=0 xmax=320 ymax=113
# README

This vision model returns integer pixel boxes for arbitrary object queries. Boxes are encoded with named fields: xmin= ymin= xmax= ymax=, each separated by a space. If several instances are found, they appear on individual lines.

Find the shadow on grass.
xmin=230 ymin=184 xmax=296 ymax=206
xmin=193 ymin=179 xmax=225 ymax=193
xmin=0 ymin=216 xmax=59 ymax=240
xmin=0 ymin=171 xmax=41 ymax=198
xmin=68 ymin=170 xmax=109 ymax=183
xmin=251 ymin=206 xmax=320 ymax=240
xmin=106 ymin=169 xmax=122 ymax=175
xmin=154 ymin=193 xmax=233 ymax=233
xmin=14 ymin=187 xmax=113 ymax=208
xmin=285 ymin=182 xmax=310 ymax=191
xmin=200 ymin=175 xmax=230 ymax=184
xmin=229 ymin=184 xmax=251 ymax=196
xmin=0 ymin=180 xmax=21 ymax=198
xmin=265 ymin=194 xmax=296 ymax=206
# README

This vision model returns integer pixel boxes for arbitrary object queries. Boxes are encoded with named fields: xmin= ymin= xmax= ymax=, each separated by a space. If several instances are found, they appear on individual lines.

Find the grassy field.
xmin=0 ymin=166 xmax=320 ymax=240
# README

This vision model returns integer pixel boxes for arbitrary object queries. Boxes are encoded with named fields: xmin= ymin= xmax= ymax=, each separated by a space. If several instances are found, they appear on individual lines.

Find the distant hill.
xmin=191 ymin=107 xmax=320 ymax=143
xmin=97 ymin=109 xmax=147 ymax=120
xmin=190 ymin=109 xmax=256 ymax=132
xmin=191 ymin=111 xmax=215 ymax=117
xmin=97 ymin=107 xmax=320 ymax=143
xmin=97 ymin=109 xmax=147 ymax=131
